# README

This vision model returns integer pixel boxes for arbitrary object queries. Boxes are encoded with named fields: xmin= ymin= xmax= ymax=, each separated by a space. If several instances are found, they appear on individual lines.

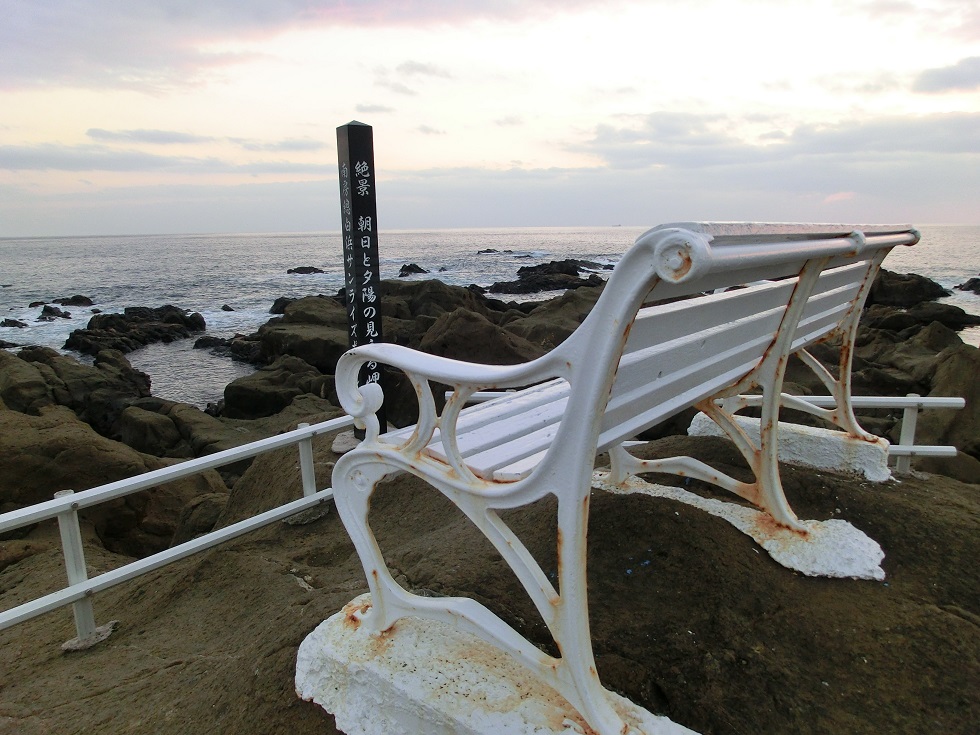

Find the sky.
xmin=1 ymin=0 xmax=978 ymax=237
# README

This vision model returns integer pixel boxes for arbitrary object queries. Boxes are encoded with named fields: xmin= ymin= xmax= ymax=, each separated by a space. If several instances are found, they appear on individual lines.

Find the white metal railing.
xmin=457 ymin=391 xmax=965 ymax=473
xmin=0 ymin=414 xmax=354 ymax=646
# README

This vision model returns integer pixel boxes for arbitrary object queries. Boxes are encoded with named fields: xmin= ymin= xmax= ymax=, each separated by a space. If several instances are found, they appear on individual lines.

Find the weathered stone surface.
xmin=1 ymin=347 xmax=150 ymax=435
xmin=502 ymin=285 xmax=604 ymax=349
xmin=0 ymin=405 xmax=226 ymax=555
xmin=419 ymin=308 xmax=545 ymax=365
xmin=223 ymin=355 xmax=332 ymax=420
xmin=115 ymin=405 xmax=188 ymax=458
xmin=907 ymin=301 xmax=980 ymax=330
xmin=914 ymin=343 xmax=980 ymax=462
xmin=170 ymin=492 xmax=229 ymax=545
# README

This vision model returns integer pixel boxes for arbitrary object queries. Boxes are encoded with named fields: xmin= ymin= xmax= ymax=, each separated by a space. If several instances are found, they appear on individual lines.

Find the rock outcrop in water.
xmin=64 ymin=305 xmax=206 ymax=356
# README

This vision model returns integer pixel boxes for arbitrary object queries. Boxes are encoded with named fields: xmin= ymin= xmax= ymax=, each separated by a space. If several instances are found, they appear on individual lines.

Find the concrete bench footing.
xmin=688 ymin=413 xmax=892 ymax=482
xmin=296 ymin=594 xmax=697 ymax=735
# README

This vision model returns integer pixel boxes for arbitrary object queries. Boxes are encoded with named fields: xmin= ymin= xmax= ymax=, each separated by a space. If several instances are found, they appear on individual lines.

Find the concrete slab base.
xmin=593 ymin=472 xmax=885 ymax=581
xmin=687 ymin=413 xmax=892 ymax=482
xmin=296 ymin=594 xmax=699 ymax=735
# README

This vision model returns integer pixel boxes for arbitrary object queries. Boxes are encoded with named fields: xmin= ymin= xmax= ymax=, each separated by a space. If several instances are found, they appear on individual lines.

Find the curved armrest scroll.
xmin=335 ymin=342 xmax=564 ymax=445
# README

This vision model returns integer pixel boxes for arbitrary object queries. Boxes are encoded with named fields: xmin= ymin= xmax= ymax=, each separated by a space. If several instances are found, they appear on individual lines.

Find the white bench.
xmin=329 ymin=222 xmax=919 ymax=735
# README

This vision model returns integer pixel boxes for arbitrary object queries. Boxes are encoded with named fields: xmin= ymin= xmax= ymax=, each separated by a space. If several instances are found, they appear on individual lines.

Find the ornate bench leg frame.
xmin=333 ymin=450 xmax=632 ymax=735
xmin=610 ymin=249 xmax=876 ymax=534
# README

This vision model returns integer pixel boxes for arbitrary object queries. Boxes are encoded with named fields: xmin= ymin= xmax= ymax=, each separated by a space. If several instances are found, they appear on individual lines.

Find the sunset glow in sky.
xmin=1 ymin=0 xmax=978 ymax=236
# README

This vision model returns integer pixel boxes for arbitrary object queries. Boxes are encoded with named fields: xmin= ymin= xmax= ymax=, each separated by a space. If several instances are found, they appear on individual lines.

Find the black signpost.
xmin=337 ymin=121 xmax=385 ymax=430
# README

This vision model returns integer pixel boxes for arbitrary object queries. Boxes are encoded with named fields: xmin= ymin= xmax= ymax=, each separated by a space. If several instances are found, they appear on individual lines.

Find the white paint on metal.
xmin=53 ymin=489 xmax=98 ymax=643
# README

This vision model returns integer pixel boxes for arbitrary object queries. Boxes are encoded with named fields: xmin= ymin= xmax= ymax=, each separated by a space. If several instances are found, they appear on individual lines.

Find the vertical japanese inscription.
xmin=337 ymin=122 xmax=385 ymax=427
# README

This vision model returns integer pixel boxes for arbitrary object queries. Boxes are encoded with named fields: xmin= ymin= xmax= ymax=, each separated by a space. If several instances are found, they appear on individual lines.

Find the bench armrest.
xmin=336 ymin=342 xmax=562 ymax=447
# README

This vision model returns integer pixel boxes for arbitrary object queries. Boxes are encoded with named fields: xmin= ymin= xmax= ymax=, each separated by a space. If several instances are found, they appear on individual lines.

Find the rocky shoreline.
xmin=1 ymin=267 xmax=978 ymax=734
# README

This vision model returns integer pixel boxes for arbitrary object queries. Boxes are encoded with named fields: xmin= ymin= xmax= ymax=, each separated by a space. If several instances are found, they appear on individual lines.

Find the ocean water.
xmin=2 ymin=225 xmax=978 ymax=408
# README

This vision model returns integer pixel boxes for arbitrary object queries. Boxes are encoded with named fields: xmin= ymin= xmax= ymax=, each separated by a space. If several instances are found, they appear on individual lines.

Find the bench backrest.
xmin=525 ymin=223 xmax=918 ymax=481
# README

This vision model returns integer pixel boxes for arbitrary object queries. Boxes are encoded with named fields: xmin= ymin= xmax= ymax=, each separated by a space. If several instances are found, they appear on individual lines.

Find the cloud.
xmin=577 ymin=111 xmax=980 ymax=172
xmin=237 ymin=138 xmax=328 ymax=152
xmin=418 ymin=125 xmax=446 ymax=135
xmin=0 ymin=143 xmax=331 ymax=174
xmin=87 ymin=128 xmax=216 ymax=145
xmin=376 ymin=79 xmax=417 ymax=96
xmin=396 ymin=61 xmax=452 ymax=78
xmin=356 ymin=104 xmax=396 ymax=114
xmin=913 ymin=56 xmax=980 ymax=92
xmin=0 ymin=0 xmax=601 ymax=91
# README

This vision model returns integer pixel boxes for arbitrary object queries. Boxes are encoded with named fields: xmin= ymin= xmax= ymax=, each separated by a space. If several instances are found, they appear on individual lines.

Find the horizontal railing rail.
xmin=0 ymin=414 xmax=355 ymax=645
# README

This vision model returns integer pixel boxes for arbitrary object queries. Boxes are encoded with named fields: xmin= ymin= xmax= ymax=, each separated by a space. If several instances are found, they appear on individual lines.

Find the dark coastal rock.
xmin=193 ymin=334 xmax=263 ymax=363
xmin=37 ymin=305 xmax=71 ymax=321
xmin=420 ymin=308 xmax=546 ymax=365
xmin=269 ymin=296 xmax=294 ymax=314
xmin=222 ymin=355 xmax=332 ymax=420
xmin=912 ymin=343 xmax=980 ymax=480
xmin=1 ymin=319 xmax=27 ymax=328
xmin=862 ymin=302 xmax=980 ymax=334
xmin=221 ymin=304 xmax=235 ymax=312
xmin=115 ymin=405 xmax=188 ymax=458
xmin=28 ymin=301 xmax=45 ymax=308
xmin=489 ymin=259 xmax=607 ymax=294
xmin=398 ymin=263 xmax=429 ymax=277
xmin=0 ymin=339 xmax=18 ymax=349
xmin=954 ymin=275 xmax=980 ymax=295
xmin=169 ymin=493 xmax=229 ymax=546
xmin=54 ymin=295 xmax=94 ymax=306
xmin=907 ymin=301 xmax=980 ymax=330
xmin=868 ymin=269 xmax=950 ymax=307
xmin=0 ymin=404 xmax=227 ymax=556
xmin=0 ymin=347 xmax=150 ymax=434
xmin=502 ymin=285 xmax=605 ymax=349
xmin=64 ymin=305 xmax=206 ymax=356
xmin=286 ymin=266 xmax=324 ymax=274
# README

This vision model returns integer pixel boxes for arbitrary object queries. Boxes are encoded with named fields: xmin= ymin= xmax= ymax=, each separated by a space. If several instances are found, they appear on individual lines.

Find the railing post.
xmin=54 ymin=489 xmax=97 ymax=641
xmin=895 ymin=393 xmax=919 ymax=474
xmin=298 ymin=423 xmax=317 ymax=497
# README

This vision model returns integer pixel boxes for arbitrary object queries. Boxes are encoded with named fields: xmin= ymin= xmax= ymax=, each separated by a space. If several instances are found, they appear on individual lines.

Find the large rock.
xmin=419 ymin=308 xmax=546 ymax=366
xmin=223 ymin=355 xmax=333 ymax=420
xmin=915 ymin=343 xmax=980 ymax=463
xmin=503 ymin=285 xmax=604 ymax=349
xmin=65 ymin=305 xmax=206 ymax=356
xmin=868 ymin=269 xmax=950 ymax=307
xmin=0 ymin=405 xmax=227 ymax=556
xmin=1 ymin=347 xmax=150 ymax=434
